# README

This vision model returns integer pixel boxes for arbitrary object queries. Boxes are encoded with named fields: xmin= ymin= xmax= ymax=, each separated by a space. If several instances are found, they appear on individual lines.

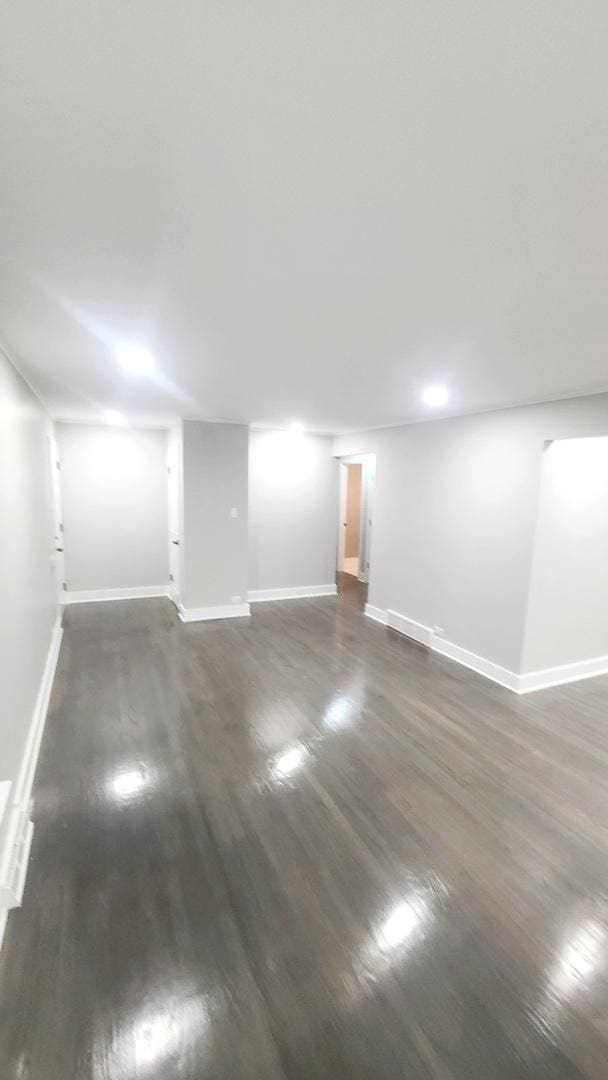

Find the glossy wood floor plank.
xmin=2 ymin=577 xmax=608 ymax=1077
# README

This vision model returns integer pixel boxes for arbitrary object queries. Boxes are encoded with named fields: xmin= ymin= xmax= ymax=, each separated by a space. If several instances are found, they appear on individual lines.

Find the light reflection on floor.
xmin=94 ymin=988 xmax=209 ymax=1079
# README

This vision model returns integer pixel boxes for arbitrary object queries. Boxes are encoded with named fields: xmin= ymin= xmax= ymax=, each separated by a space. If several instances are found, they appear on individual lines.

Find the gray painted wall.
xmin=181 ymin=421 xmax=248 ymax=609
xmin=522 ymin=436 xmax=608 ymax=672
xmin=333 ymin=393 xmax=608 ymax=674
xmin=56 ymin=423 xmax=169 ymax=592
xmin=248 ymin=431 xmax=338 ymax=591
xmin=0 ymin=351 xmax=57 ymax=782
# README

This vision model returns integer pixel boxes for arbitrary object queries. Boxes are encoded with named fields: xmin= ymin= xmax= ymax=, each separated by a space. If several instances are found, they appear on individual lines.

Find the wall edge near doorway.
xmin=1 ymin=615 xmax=63 ymax=953
xmin=62 ymin=585 xmax=169 ymax=604
xmin=248 ymin=584 xmax=337 ymax=603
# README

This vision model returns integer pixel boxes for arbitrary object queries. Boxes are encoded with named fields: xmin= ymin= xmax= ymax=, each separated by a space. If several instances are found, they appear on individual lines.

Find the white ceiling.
xmin=1 ymin=2 xmax=607 ymax=433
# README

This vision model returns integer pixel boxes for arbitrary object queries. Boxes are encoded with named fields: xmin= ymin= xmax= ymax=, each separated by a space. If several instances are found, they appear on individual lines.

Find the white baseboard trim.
xmin=168 ymin=591 xmax=182 ymax=613
xmin=248 ymin=584 xmax=337 ymax=603
xmin=432 ymin=635 xmax=520 ymax=693
xmin=387 ymin=609 xmax=433 ymax=648
xmin=365 ymin=604 xmax=608 ymax=695
xmin=371 ymin=604 xmax=519 ymax=690
xmin=62 ymin=585 xmax=169 ymax=605
xmin=0 ymin=808 xmax=34 ymax=912
xmin=13 ymin=616 xmax=63 ymax=808
xmin=178 ymin=602 xmax=251 ymax=623
xmin=1 ymin=615 xmax=63 ymax=952
xmin=364 ymin=603 xmax=388 ymax=625
xmin=368 ymin=604 xmax=519 ymax=691
xmin=518 ymin=654 xmax=608 ymax=694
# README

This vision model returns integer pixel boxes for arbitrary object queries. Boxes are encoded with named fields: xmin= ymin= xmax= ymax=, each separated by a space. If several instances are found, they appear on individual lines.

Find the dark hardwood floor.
xmin=2 ymin=577 xmax=608 ymax=1078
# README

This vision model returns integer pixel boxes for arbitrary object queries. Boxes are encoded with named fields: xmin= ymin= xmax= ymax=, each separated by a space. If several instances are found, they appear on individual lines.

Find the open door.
xmin=336 ymin=454 xmax=375 ymax=584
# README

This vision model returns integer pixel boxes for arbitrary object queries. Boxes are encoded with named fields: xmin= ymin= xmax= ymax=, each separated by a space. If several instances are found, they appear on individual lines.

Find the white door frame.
xmin=167 ymin=424 xmax=182 ymax=604
xmin=337 ymin=461 xmax=349 ymax=571
xmin=358 ymin=456 xmax=375 ymax=584
xmin=47 ymin=427 xmax=66 ymax=601
xmin=336 ymin=453 xmax=376 ymax=583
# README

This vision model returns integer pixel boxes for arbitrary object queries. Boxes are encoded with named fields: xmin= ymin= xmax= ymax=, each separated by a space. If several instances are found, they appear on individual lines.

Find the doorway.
xmin=342 ymin=464 xmax=362 ymax=576
xmin=337 ymin=454 xmax=375 ymax=585
xmin=47 ymin=429 xmax=66 ymax=601
xmin=167 ymin=425 xmax=182 ymax=605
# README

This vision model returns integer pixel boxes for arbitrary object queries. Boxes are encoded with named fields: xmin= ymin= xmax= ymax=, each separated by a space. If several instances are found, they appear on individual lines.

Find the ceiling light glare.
xmin=289 ymin=421 xmax=305 ymax=434
xmin=116 ymin=344 xmax=156 ymax=375
xmin=103 ymin=409 xmax=126 ymax=426
xmin=422 ymin=385 xmax=449 ymax=408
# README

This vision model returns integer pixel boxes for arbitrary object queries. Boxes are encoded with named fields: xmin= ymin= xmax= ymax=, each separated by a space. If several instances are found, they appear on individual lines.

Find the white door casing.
xmin=48 ymin=428 xmax=66 ymax=600
xmin=167 ymin=425 xmax=182 ymax=602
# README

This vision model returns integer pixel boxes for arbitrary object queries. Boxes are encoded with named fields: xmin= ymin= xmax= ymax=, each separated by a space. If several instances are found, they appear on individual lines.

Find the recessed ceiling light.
xmin=103 ymin=409 xmax=125 ymax=426
xmin=289 ymin=421 xmax=305 ymax=434
xmin=116 ymin=344 xmax=156 ymax=375
xmin=422 ymin=385 xmax=449 ymax=408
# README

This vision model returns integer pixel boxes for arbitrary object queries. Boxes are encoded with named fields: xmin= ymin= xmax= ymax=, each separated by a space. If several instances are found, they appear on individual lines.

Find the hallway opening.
xmin=337 ymin=454 xmax=375 ymax=585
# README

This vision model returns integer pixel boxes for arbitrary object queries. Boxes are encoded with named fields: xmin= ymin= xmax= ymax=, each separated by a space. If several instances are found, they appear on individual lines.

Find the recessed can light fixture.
xmin=422 ymin=385 xmax=449 ymax=408
xmin=103 ymin=409 xmax=126 ymax=426
xmin=116 ymin=344 xmax=156 ymax=375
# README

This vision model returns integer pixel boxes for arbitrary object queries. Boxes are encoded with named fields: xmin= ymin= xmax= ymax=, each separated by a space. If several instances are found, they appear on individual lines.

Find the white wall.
xmin=181 ymin=421 xmax=248 ymax=610
xmin=522 ymin=437 xmax=608 ymax=673
xmin=0 ymin=350 xmax=58 ymax=782
xmin=333 ymin=393 xmax=608 ymax=675
xmin=56 ymin=423 xmax=169 ymax=593
xmin=248 ymin=431 xmax=338 ymax=591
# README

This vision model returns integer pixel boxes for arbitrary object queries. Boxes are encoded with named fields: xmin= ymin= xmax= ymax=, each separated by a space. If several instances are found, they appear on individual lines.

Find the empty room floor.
xmin=1 ymin=586 xmax=608 ymax=1079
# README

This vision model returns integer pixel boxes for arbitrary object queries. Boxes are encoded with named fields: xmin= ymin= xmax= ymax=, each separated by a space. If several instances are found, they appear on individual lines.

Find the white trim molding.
xmin=365 ymin=604 xmax=608 ymax=695
xmin=1 ymin=615 xmax=63 ymax=952
xmin=364 ymin=603 xmax=388 ymax=625
xmin=366 ymin=605 xmax=519 ymax=691
xmin=248 ymin=584 xmax=337 ymax=603
xmin=432 ymin=635 xmax=520 ymax=693
xmin=518 ymin=654 xmax=608 ymax=694
xmin=13 ymin=617 xmax=63 ymax=809
xmin=62 ymin=585 xmax=169 ymax=605
xmin=368 ymin=605 xmax=518 ymax=690
xmin=387 ymin=610 xmax=432 ymax=648
xmin=178 ymin=602 xmax=251 ymax=623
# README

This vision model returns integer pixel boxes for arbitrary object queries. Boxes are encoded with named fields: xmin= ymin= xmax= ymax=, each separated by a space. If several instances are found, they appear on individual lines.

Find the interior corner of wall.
xmin=516 ymin=441 xmax=550 ymax=676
